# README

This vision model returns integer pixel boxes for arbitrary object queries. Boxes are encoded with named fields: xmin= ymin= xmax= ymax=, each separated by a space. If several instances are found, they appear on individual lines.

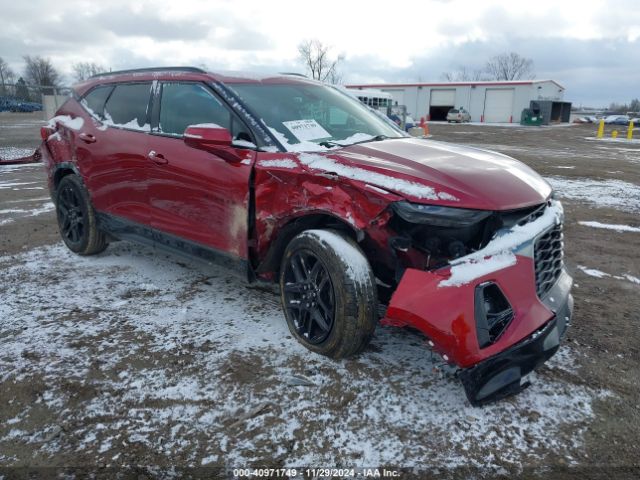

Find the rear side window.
xmin=159 ymin=83 xmax=231 ymax=136
xmin=449 ymin=109 xmax=458 ymax=113
xmin=81 ymin=85 xmax=113 ymax=119
xmin=103 ymin=83 xmax=152 ymax=131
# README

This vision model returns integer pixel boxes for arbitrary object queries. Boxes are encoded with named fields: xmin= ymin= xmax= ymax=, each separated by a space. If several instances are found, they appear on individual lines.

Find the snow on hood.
xmin=336 ymin=138 xmax=552 ymax=210
xmin=298 ymin=152 xmax=453 ymax=201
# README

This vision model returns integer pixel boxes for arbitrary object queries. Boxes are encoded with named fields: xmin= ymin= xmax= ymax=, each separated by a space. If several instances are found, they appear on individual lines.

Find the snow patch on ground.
xmin=0 ymin=147 xmax=34 ymax=161
xmin=0 ymin=242 xmax=606 ymax=470
xmin=585 ymin=136 xmax=640 ymax=144
xmin=546 ymin=176 xmax=640 ymax=213
xmin=577 ymin=265 xmax=640 ymax=284
xmin=0 ymin=201 xmax=54 ymax=226
xmin=577 ymin=265 xmax=609 ymax=278
xmin=0 ymin=181 xmax=41 ymax=190
xmin=579 ymin=221 xmax=640 ymax=233
xmin=0 ymin=163 xmax=42 ymax=173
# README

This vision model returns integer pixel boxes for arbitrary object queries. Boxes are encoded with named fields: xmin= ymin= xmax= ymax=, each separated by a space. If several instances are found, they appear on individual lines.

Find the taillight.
xmin=40 ymin=126 xmax=55 ymax=141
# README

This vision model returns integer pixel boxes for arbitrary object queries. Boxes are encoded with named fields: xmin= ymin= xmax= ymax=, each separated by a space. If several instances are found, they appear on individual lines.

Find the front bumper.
xmin=382 ymin=202 xmax=572 ymax=405
xmin=459 ymin=270 xmax=573 ymax=405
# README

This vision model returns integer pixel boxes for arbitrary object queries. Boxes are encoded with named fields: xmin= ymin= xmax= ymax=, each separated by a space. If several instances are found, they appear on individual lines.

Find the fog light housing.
xmin=474 ymin=282 xmax=513 ymax=348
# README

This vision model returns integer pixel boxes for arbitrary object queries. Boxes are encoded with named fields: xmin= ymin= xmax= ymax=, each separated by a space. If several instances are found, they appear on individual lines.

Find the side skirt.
xmin=95 ymin=212 xmax=251 ymax=281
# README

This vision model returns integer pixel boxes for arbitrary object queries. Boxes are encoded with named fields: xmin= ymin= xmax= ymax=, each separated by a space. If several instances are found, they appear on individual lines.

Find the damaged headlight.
xmin=391 ymin=201 xmax=492 ymax=228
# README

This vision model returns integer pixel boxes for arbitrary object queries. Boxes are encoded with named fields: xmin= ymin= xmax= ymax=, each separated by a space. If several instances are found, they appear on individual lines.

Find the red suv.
xmin=40 ymin=67 xmax=572 ymax=405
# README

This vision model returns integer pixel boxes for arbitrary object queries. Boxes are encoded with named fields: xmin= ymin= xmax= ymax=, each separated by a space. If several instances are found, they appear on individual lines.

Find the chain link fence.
xmin=1 ymin=82 xmax=71 ymax=118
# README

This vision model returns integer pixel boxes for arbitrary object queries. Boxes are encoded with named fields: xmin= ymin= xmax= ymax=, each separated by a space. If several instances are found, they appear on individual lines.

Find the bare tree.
xmin=485 ymin=52 xmax=534 ymax=81
xmin=441 ymin=66 xmax=486 ymax=82
xmin=23 ymin=55 xmax=60 ymax=93
xmin=15 ymin=77 xmax=30 ymax=101
xmin=72 ymin=61 xmax=106 ymax=82
xmin=0 ymin=57 xmax=16 ymax=94
xmin=608 ymin=102 xmax=628 ymax=114
xmin=297 ymin=39 xmax=344 ymax=83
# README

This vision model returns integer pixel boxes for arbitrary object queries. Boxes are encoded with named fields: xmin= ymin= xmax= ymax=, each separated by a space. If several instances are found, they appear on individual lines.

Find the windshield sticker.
xmin=282 ymin=119 xmax=330 ymax=141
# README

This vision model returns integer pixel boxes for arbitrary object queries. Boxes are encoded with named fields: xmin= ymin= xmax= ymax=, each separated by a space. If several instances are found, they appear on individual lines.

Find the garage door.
xmin=430 ymin=89 xmax=456 ymax=106
xmin=483 ymin=89 xmax=514 ymax=123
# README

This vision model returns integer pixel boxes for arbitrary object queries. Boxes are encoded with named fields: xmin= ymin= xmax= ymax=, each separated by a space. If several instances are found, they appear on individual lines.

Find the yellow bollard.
xmin=596 ymin=119 xmax=605 ymax=138
xmin=612 ymin=130 xmax=618 ymax=139
xmin=628 ymin=120 xmax=635 ymax=140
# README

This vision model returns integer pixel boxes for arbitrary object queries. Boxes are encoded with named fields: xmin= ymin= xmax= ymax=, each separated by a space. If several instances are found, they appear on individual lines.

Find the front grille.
xmin=534 ymin=223 xmax=563 ymax=298
xmin=517 ymin=202 xmax=547 ymax=226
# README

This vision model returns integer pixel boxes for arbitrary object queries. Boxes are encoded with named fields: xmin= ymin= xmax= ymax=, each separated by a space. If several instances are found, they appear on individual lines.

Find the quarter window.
xmin=103 ymin=83 xmax=152 ymax=131
xmin=81 ymin=85 xmax=113 ymax=119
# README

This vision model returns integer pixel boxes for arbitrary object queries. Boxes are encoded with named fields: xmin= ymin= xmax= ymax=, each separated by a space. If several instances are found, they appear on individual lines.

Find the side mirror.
xmin=183 ymin=124 xmax=242 ymax=162
xmin=184 ymin=124 xmax=232 ymax=148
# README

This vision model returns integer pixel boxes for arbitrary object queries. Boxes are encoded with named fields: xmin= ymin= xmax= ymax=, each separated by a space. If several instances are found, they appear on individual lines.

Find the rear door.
xmin=146 ymin=81 xmax=255 ymax=260
xmin=80 ymin=82 xmax=154 ymax=225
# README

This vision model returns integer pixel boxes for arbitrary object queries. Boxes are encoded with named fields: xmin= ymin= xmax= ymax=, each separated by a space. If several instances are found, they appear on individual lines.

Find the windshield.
xmin=230 ymin=82 xmax=405 ymax=152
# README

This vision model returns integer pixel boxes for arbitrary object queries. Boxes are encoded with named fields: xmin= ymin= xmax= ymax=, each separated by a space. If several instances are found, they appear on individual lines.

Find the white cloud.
xmin=1 ymin=0 xmax=639 ymax=105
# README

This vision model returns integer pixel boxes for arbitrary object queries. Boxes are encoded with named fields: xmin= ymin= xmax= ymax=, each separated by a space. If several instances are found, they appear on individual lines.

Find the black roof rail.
xmin=278 ymin=72 xmax=308 ymax=78
xmin=89 ymin=66 xmax=207 ymax=79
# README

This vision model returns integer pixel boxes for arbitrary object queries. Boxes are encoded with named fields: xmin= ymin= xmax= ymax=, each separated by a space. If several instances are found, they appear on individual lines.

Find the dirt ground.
xmin=1 ymin=111 xmax=639 ymax=479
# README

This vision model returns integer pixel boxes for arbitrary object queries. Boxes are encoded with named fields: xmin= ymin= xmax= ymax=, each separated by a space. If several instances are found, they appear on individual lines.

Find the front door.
xmin=146 ymin=81 xmax=255 ymax=260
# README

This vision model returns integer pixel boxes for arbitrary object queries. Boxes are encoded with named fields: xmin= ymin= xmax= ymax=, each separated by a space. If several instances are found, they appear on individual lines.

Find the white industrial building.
xmin=346 ymin=80 xmax=569 ymax=124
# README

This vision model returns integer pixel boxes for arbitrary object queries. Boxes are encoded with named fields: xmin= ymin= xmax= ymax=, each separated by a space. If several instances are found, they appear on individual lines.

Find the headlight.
xmin=391 ymin=201 xmax=493 ymax=227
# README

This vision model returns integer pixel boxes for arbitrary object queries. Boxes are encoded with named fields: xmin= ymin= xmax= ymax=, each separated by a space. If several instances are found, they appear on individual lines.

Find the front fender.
xmin=253 ymin=152 xmax=402 ymax=263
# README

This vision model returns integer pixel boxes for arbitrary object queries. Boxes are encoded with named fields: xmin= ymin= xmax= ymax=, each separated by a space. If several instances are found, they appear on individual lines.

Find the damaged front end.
xmin=382 ymin=199 xmax=573 ymax=406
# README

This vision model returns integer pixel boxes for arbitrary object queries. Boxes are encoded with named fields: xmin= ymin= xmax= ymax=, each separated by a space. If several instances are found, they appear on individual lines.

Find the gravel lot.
xmin=1 ymin=112 xmax=639 ymax=478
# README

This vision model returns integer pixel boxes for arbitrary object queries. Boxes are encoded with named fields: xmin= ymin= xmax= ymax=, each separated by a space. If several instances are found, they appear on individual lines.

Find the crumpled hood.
xmin=335 ymin=137 xmax=552 ymax=211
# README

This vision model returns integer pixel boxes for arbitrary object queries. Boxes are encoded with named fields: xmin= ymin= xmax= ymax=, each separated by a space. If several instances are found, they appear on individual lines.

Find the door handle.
xmin=148 ymin=150 xmax=168 ymax=165
xmin=78 ymin=132 xmax=96 ymax=144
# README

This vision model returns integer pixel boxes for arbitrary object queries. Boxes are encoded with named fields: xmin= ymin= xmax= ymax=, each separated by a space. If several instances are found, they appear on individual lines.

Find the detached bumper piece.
xmin=459 ymin=290 xmax=572 ymax=406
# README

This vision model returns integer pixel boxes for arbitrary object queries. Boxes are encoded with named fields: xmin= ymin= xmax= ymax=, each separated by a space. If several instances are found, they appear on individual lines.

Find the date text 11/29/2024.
xmin=233 ymin=468 xmax=401 ymax=478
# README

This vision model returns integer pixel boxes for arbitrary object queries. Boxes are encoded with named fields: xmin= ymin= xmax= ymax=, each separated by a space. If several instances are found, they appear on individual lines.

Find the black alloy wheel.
xmin=55 ymin=174 xmax=108 ymax=255
xmin=282 ymin=250 xmax=335 ymax=344
xmin=57 ymin=182 xmax=86 ymax=246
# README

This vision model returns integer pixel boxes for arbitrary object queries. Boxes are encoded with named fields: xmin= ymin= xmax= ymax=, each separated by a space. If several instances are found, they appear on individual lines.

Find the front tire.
xmin=279 ymin=229 xmax=378 ymax=359
xmin=55 ymin=174 xmax=108 ymax=255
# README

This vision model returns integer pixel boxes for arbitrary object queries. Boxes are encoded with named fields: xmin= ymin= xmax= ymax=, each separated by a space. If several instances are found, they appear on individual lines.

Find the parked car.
xmin=572 ymin=116 xmax=597 ymax=124
xmin=446 ymin=107 xmax=471 ymax=123
xmin=404 ymin=114 xmax=416 ymax=131
xmin=604 ymin=115 xmax=631 ymax=125
xmin=0 ymin=97 xmax=43 ymax=112
xmin=40 ymin=67 xmax=572 ymax=406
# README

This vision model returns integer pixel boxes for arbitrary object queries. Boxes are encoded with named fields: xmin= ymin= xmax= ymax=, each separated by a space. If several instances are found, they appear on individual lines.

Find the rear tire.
xmin=55 ymin=174 xmax=108 ymax=255
xmin=279 ymin=229 xmax=378 ymax=359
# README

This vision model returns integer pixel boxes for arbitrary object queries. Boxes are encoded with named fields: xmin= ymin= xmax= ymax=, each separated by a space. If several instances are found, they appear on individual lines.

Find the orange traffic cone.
xmin=422 ymin=120 xmax=430 ymax=136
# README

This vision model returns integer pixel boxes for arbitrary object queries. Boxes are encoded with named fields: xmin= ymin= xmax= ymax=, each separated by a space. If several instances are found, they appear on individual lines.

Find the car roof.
xmin=74 ymin=67 xmax=318 ymax=96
